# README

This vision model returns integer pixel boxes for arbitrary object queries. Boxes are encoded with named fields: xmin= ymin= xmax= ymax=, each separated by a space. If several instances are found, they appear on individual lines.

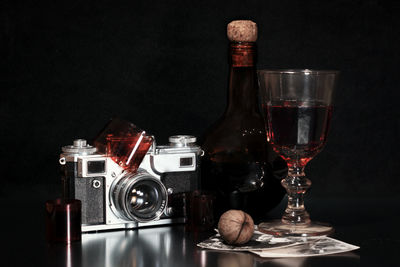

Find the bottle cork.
xmin=227 ymin=20 xmax=257 ymax=42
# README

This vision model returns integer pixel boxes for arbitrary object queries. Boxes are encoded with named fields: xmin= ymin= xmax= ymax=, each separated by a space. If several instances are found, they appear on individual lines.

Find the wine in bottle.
xmin=201 ymin=20 xmax=287 ymax=222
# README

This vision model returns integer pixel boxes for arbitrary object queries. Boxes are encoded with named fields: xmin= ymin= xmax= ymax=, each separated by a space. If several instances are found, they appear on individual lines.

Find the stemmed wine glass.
xmin=258 ymin=69 xmax=338 ymax=236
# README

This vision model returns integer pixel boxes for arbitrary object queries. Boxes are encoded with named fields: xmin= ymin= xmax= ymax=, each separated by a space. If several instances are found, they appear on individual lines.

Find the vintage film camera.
xmin=60 ymin=135 xmax=202 ymax=232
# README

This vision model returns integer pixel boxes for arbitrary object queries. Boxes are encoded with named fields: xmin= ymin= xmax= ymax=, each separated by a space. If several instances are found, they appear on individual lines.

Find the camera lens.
xmin=111 ymin=171 xmax=167 ymax=222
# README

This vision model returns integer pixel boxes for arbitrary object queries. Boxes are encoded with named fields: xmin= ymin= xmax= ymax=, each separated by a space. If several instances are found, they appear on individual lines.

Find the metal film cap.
xmin=62 ymin=139 xmax=97 ymax=154
xmin=169 ymin=135 xmax=197 ymax=147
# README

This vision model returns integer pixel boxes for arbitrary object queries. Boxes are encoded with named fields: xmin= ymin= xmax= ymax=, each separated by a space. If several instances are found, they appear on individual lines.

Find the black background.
xmin=1 ymin=0 xmax=399 ymax=199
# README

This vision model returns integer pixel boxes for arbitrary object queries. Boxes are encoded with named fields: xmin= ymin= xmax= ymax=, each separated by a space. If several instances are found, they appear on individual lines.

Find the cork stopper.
xmin=227 ymin=20 xmax=257 ymax=42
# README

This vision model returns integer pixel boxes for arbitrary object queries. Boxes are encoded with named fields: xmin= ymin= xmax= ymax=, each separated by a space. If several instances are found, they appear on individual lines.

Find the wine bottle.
xmin=201 ymin=20 xmax=287 ymax=222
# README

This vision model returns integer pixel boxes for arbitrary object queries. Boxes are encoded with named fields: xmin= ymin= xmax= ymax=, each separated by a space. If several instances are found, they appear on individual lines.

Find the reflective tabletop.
xmin=2 ymin=187 xmax=399 ymax=267
xmin=45 ymin=226 xmax=361 ymax=267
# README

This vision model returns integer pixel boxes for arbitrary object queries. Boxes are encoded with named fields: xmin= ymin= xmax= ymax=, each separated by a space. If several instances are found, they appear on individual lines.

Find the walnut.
xmin=217 ymin=210 xmax=254 ymax=245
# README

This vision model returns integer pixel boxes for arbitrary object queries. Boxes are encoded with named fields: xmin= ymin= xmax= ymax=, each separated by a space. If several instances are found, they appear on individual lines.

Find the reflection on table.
xmin=81 ymin=227 xmax=186 ymax=267
xmin=45 ymin=225 xmax=359 ymax=267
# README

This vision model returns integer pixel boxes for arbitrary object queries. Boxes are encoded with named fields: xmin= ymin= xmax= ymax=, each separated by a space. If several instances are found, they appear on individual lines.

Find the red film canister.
xmin=45 ymin=198 xmax=81 ymax=243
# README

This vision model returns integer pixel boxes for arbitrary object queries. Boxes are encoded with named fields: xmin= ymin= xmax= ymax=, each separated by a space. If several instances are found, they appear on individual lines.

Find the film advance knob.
xmin=62 ymin=139 xmax=97 ymax=154
xmin=169 ymin=135 xmax=197 ymax=147
xmin=73 ymin=139 xmax=87 ymax=147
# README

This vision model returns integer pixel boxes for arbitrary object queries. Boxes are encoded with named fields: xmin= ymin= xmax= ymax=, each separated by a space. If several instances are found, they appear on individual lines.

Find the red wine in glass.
xmin=266 ymin=101 xmax=333 ymax=168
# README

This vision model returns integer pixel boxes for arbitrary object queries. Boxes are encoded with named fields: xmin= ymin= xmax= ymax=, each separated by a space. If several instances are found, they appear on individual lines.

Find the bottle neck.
xmin=226 ymin=42 xmax=259 ymax=114
xmin=229 ymin=42 xmax=256 ymax=67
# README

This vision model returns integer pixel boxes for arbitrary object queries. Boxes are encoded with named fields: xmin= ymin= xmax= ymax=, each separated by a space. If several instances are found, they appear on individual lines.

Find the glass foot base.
xmin=258 ymin=220 xmax=334 ymax=237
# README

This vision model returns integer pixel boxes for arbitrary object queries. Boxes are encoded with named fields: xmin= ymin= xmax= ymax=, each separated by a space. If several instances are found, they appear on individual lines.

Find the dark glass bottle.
xmin=201 ymin=41 xmax=287 ymax=222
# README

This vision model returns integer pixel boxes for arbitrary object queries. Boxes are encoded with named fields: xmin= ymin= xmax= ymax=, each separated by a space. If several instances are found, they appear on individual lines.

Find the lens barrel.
xmin=111 ymin=171 xmax=167 ymax=222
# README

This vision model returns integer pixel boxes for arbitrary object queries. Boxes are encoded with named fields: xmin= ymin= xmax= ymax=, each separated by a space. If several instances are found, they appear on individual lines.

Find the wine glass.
xmin=257 ymin=69 xmax=338 ymax=236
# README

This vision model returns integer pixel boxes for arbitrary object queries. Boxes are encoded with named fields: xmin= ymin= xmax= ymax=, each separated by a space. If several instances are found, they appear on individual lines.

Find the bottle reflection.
xmin=217 ymin=252 xmax=255 ymax=267
xmin=254 ymin=257 xmax=307 ymax=267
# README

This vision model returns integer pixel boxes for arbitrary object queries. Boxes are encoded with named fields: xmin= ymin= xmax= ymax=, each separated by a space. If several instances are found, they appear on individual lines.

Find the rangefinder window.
xmin=180 ymin=157 xmax=193 ymax=167
xmin=87 ymin=160 xmax=106 ymax=174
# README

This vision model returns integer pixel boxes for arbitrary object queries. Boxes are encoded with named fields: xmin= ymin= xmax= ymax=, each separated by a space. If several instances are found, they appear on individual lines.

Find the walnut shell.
xmin=218 ymin=210 xmax=254 ymax=245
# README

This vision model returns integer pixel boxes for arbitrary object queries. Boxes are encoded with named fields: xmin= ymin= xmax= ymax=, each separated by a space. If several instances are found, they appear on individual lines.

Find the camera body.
xmin=60 ymin=136 xmax=202 ymax=232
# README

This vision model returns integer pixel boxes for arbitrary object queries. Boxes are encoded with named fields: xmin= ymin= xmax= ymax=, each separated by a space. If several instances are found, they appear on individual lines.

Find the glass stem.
xmin=281 ymin=166 xmax=311 ymax=225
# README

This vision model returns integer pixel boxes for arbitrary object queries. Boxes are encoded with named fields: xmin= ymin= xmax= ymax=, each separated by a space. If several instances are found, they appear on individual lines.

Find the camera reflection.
xmin=81 ymin=227 xmax=187 ymax=267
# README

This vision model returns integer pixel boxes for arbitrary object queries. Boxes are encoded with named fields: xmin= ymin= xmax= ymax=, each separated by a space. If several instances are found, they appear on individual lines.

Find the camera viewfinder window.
xmin=87 ymin=160 xmax=106 ymax=174
xmin=180 ymin=157 xmax=193 ymax=167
